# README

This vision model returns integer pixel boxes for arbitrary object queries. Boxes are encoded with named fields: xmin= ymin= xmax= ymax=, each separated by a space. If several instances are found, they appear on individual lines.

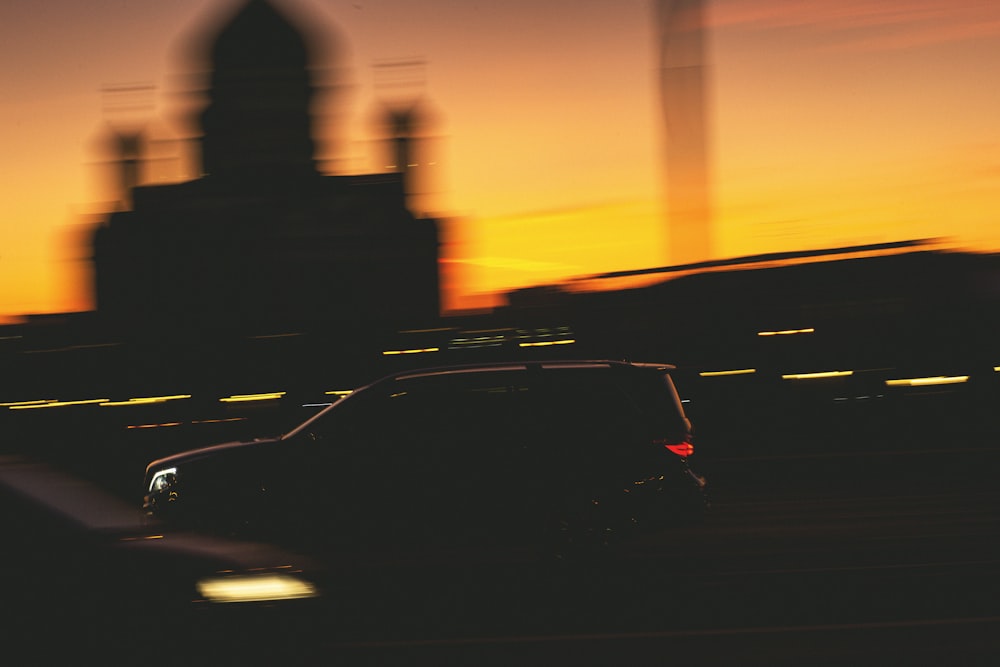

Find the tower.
xmin=656 ymin=0 xmax=712 ymax=265
xmin=92 ymin=0 xmax=441 ymax=333
xmin=197 ymin=0 xmax=320 ymax=184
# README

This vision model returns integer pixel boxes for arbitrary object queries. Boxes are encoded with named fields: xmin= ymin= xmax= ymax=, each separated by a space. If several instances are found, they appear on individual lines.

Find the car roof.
xmin=281 ymin=359 xmax=679 ymax=441
xmin=383 ymin=359 xmax=677 ymax=383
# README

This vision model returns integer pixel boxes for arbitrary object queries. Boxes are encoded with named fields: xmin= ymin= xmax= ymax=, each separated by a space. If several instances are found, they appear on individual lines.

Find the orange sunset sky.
xmin=2 ymin=0 xmax=999 ymax=322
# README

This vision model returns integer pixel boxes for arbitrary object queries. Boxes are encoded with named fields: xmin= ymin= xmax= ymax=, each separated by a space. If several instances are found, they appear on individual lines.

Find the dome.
xmin=209 ymin=0 xmax=313 ymax=70
xmin=196 ymin=0 xmax=326 ymax=181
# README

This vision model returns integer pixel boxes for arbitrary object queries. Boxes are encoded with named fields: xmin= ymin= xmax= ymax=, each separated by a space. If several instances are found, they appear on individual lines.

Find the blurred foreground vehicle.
xmin=0 ymin=456 xmax=321 ymax=657
xmin=143 ymin=360 xmax=707 ymax=558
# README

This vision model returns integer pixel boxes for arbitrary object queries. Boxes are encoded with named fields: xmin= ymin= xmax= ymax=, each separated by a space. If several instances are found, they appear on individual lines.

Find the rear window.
xmin=522 ymin=365 xmax=689 ymax=443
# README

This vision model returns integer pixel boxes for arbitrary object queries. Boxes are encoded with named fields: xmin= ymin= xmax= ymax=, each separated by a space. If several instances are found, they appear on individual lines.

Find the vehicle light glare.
xmin=655 ymin=438 xmax=693 ymax=457
xmin=148 ymin=468 xmax=177 ymax=492
xmin=699 ymin=369 xmax=756 ymax=377
xmin=196 ymin=574 xmax=317 ymax=603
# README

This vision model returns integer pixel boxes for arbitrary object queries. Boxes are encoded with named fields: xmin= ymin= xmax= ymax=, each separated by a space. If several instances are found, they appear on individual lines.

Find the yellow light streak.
xmin=518 ymin=339 xmax=576 ymax=348
xmin=758 ymin=328 xmax=816 ymax=337
xmin=101 ymin=394 xmax=192 ymax=407
xmin=382 ymin=347 xmax=441 ymax=355
xmin=324 ymin=390 xmax=354 ymax=396
xmin=885 ymin=376 xmax=969 ymax=387
xmin=9 ymin=398 xmax=110 ymax=409
xmin=219 ymin=392 xmax=286 ymax=403
xmin=699 ymin=369 xmax=757 ymax=377
xmin=1 ymin=399 xmax=58 ymax=407
xmin=782 ymin=371 xmax=853 ymax=380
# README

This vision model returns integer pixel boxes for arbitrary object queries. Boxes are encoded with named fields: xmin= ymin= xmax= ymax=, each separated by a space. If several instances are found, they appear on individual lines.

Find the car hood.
xmin=144 ymin=436 xmax=283 ymax=479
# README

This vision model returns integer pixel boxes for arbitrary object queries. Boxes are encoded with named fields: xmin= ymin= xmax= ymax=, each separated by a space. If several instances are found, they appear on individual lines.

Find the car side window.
xmin=301 ymin=376 xmax=533 ymax=474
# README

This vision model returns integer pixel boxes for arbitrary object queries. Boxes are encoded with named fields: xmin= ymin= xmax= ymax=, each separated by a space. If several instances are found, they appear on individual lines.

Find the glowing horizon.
xmin=2 ymin=0 xmax=998 ymax=323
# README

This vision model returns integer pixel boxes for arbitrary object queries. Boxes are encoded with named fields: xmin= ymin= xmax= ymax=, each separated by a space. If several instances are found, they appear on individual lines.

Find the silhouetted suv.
xmin=143 ymin=360 xmax=707 ymax=555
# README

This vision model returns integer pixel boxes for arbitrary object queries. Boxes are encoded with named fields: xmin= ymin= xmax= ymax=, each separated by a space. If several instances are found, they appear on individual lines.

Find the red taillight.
xmin=655 ymin=438 xmax=694 ymax=457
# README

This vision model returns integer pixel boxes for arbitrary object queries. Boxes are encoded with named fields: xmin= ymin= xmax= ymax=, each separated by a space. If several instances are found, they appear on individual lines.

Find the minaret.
xmin=374 ymin=60 xmax=437 ymax=212
xmin=98 ymin=83 xmax=155 ymax=209
xmin=656 ymin=0 xmax=712 ymax=264
xmin=110 ymin=129 xmax=145 ymax=209
xmin=382 ymin=104 xmax=421 ymax=194
xmin=197 ymin=0 xmax=320 ymax=184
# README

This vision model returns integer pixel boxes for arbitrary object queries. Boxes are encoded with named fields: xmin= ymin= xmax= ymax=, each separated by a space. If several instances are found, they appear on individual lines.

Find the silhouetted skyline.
xmin=2 ymin=0 xmax=1000 ymax=321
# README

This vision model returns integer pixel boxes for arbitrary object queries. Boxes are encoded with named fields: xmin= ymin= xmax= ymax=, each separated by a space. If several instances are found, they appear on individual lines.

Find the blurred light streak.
xmin=1 ymin=399 xmax=58 ymax=407
xmin=324 ymin=390 xmax=354 ymax=396
xmin=127 ymin=422 xmax=183 ymax=429
xmin=758 ymin=328 xmax=815 ymax=337
xmin=782 ymin=371 xmax=853 ymax=380
xmin=885 ymin=375 xmax=969 ymax=387
xmin=9 ymin=398 xmax=110 ymax=409
xmin=196 ymin=574 xmax=317 ymax=603
xmin=518 ymin=339 xmax=576 ymax=348
xmin=191 ymin=418 xmax=246 ymax=424
xmin=219 ymin=392 xmax=286 ymax=403
xmin=101 ymin=394 xmax=192 ymax=406
xmin=382 ymin=347 xmax=440 ymax=355
xmin=699 ymin=368 xmax=756 ymax=377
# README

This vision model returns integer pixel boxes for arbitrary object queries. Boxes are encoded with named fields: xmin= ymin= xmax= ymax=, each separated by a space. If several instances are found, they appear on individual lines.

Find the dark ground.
xmin=3 ymin=364 xmax=1000 ymax=664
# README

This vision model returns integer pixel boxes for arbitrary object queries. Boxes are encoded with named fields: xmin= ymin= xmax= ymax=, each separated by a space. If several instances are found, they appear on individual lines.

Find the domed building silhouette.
xmin=92 ymin=0 xmax=440 ymax=335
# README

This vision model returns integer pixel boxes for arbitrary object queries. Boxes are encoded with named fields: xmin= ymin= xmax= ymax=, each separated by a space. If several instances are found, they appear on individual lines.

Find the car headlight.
xmin=196 ymin=573 xmax=318 ymax=604
xmin=148 ymin=467 xmax=177 ymax=493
